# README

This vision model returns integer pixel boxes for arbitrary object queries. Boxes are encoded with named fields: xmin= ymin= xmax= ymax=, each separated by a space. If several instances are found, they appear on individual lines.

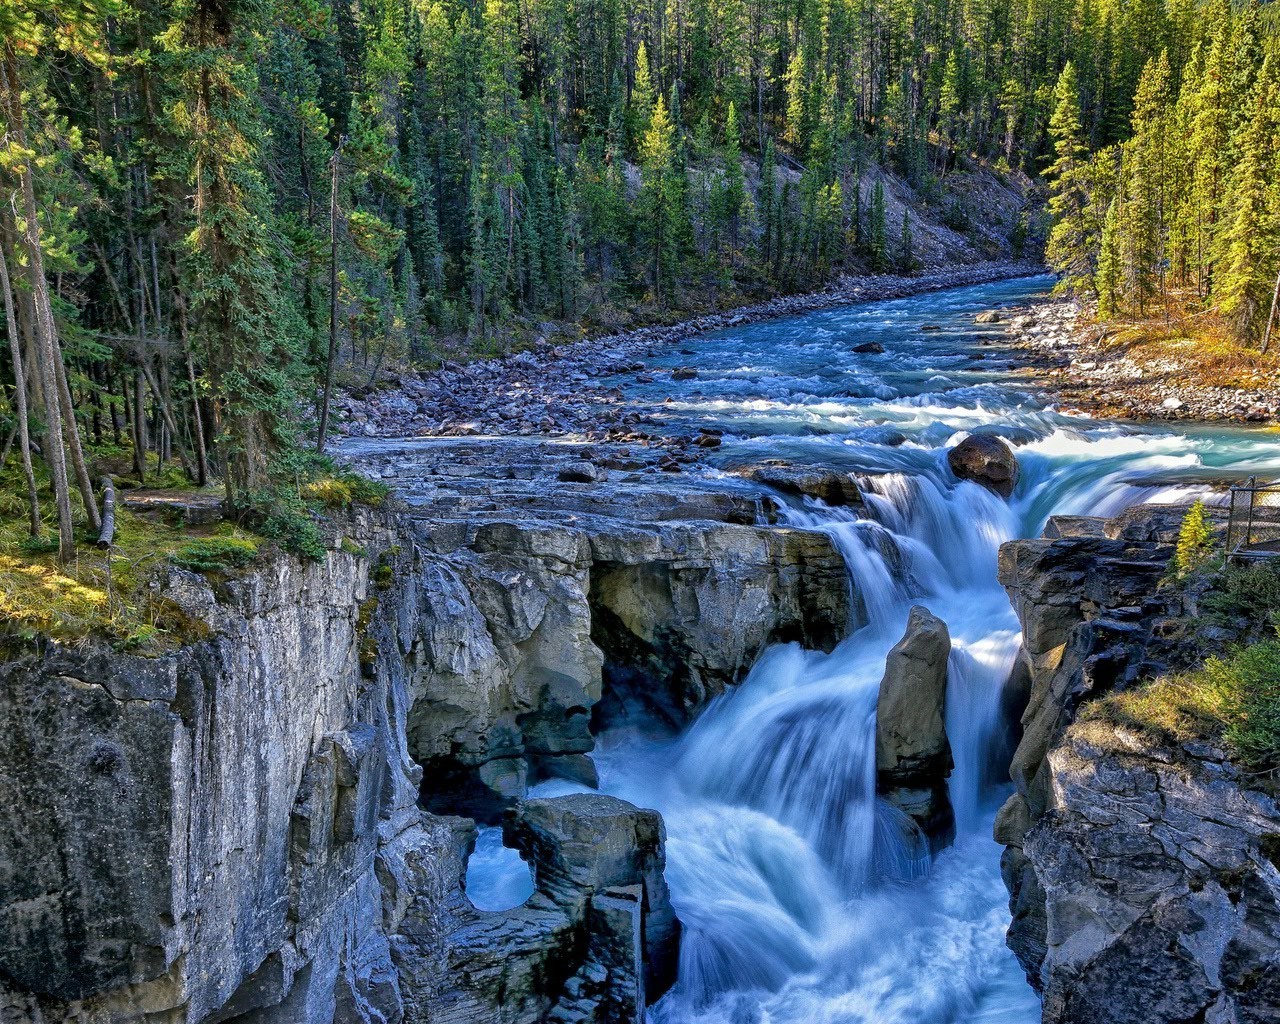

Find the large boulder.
xmin=875 ymin=606 xmax=954 ymax=842
xmin=947 ymin=434 xmax=1019 ymax=498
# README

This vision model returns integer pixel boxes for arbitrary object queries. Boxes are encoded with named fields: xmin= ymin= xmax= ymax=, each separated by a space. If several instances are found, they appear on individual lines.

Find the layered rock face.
xmin=995 ymin=503 xmax=1280 ymax=1022
xmin=0 ymin=511 xmax=415 ymax=1024
xmin=359 ymin=437 xmax=851 ymax=804
xmin=0 ymin=438 xmax=854 ymax=1024
xmin=1025 ymin=724 xmax=1280 ymax=1024
xmin=875 ymin=606 xmax=955 ymax=843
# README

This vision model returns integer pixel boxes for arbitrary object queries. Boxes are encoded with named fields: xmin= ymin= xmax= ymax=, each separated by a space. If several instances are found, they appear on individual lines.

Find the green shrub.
xmin=1211 ymin=639 xmax=1280 ymax=771
xmin=171 ymin=537 xmax=260 ymax=573
xmin=1203 ymin=560 xmax=1280 ymax=630
xmin=302 ymin=472 xmax=391 ymax=509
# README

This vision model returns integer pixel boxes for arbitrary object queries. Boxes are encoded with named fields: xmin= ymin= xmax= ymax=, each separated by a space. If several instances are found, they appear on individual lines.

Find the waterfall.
xmin=561 ymin=465 xmax=1041 ymax=1024
xmin=507 ymin=277 xmax=1280 ymax=1024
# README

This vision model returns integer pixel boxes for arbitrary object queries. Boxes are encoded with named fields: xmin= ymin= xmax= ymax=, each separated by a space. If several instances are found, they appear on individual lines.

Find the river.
xmin=465 ymin=275 xmax=1280 ymax=1023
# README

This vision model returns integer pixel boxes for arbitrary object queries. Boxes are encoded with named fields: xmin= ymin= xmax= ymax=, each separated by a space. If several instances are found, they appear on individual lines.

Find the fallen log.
xmin=96 ymin=476 xmax=116 ymax=549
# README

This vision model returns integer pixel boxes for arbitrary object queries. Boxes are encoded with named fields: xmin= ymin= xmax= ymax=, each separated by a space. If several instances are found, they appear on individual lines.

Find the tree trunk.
xmin=3 ymin=50 xmax=75 ymax=561
xmin=1261 ymin=266 xmax=1280 ymax=356
xmin=317 ymin=139 xmax=344 ymax=453
xmin=51 ymin=332 xmax=103 ymax=533
xmin=0 ymin=223 xmax=41 ymax=537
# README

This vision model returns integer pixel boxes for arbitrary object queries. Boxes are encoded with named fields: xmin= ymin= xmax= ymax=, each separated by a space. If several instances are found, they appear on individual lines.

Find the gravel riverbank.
xmin=999 ymin=299 xmax=1280 ymax=423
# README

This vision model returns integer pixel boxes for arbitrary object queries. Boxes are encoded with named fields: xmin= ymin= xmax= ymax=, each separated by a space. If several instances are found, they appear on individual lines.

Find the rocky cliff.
xmin=0 ymin=438 xmax=855 ymax=1024
xmin=995 ymin=505 xmax=1280 ymax=1023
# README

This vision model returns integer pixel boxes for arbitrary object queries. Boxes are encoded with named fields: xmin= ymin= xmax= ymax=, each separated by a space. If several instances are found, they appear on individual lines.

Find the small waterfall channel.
xmin=465 ymin=275 xmax=1280 ymax=1022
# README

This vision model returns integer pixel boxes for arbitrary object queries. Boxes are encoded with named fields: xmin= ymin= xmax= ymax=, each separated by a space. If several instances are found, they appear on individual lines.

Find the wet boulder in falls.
xmin=947 ymin=433 xmax=1019 ymax=498
xmin=875 ymin=606 xmax=955 ymax=843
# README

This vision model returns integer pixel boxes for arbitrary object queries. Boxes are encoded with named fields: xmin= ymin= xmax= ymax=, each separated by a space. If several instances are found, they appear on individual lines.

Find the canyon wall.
xmin=0 ymin=443 xmax=854 ymax=1024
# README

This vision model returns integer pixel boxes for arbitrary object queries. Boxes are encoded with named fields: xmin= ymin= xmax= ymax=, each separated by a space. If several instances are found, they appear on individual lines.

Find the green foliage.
xmin=1174 ymin=500 xmax=1214 ymax=580
xmin=1086 ymin=638 xmax=1280 ymax=773
xmin=1211 ymin=639 xmax=1280 ymax=769
xmin=1203 ymin=560 xmax=1280 ymax=629
xmin=301 ymin=472 xmax=391 ymax=509
xmin=234 ymin=488 xmax=327 ymax=560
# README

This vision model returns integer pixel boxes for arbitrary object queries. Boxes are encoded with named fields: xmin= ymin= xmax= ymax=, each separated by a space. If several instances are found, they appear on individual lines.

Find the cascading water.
xmin=468 ymin=275 xmax=1280 ymax=1022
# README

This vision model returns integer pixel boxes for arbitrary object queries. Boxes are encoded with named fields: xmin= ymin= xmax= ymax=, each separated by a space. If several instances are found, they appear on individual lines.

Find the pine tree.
xmin=869 ymin=180 xmax=888 ymax=270
xmin=1045 ymin=63 xmax=1098 ymax=295
xmin=898 ymin=209 xmax=916 ymax=273
xmin=630 ymin=41 xmax=657 ymax=154
xmin=721 ymin=101 xmax=748 ymax=263
xmin=1218 ymin=56 xmax=1280 ymax=343
xmin=1096 ymin=197 xmax=1123 ymax=317
xmin=639 ymin=95 xmax=681 ymax=302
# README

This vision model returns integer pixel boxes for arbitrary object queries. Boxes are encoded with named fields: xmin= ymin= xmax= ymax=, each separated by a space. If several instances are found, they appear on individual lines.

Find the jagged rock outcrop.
xmin=360 ymin=438 xmax=851 ymax=802
xmin=994 ymin=502 xmax=1280 ymax=1020
xmin=947 ymin=434 xmax=1019 ymax=497
xmin=1021 ymin=723 xmax=1280 ymax=1024
xmin=875 ymin=606 xmax=955 ymax=842
xmin=389 ymin=795 xmax=679 ymax=1024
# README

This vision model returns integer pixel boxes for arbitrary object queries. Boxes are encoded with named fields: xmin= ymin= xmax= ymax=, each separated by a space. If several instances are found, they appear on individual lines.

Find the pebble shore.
xmin=1002 ymin=300 xmax=1280 ymax=424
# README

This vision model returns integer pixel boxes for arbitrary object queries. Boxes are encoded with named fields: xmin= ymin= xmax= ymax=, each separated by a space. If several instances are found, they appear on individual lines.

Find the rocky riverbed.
xmin=333 ymin=260 xmax=1043 ymax=446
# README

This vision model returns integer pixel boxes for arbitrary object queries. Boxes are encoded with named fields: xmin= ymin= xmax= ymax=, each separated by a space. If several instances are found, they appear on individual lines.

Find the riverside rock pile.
xmin=334 ymin=261 xmax=1043 ymax=444
xmin=1003 ymin=300 xmax=1280 ymax=423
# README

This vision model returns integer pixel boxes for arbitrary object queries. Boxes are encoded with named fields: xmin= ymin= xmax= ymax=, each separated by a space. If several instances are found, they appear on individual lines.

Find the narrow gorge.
xmin=3 ymin=277 xmax=1279 ymax=1024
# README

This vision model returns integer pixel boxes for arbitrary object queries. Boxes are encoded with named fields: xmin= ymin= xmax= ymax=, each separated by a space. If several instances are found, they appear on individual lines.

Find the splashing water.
xmin=510 ymin=276 xmax=1280 ymax=1024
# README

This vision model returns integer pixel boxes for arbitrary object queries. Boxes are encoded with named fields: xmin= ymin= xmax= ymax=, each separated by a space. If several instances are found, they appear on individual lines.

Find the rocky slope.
xmin=995 ymin=504 xmax=1280 ymax=1023
xmin=0 ymin=438 xmax=856 ymax=1024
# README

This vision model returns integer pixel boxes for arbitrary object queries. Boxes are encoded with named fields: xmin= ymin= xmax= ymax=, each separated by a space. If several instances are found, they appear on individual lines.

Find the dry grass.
xmin=1084 ymin=671 xmax=1229 ymax=747
xmin=1092 ymin=296 xmax=1280 ymax=390
xmin=1085 ymin=640 xmax=1280 ymax=773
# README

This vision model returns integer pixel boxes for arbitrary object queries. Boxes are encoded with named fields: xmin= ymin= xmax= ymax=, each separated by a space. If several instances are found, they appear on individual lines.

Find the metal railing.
xmin=1226 ymin=477 xmax=1280 ymax=561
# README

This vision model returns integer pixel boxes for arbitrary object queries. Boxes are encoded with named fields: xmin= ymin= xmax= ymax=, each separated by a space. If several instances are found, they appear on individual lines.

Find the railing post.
xmin=1245 ymin=475 xmax=1258 ymax=554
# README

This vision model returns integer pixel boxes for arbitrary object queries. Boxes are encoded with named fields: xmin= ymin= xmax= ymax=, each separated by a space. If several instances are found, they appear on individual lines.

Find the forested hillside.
xmin=1 ymin=0 xmax=1276 ymax=562
xmin=1043 ymin=0 xmax=1280 ymax=345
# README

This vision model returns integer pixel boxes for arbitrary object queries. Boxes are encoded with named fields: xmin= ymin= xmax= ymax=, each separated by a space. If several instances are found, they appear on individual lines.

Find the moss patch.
xmin=0 ymin=463 xmax=254 ymax=654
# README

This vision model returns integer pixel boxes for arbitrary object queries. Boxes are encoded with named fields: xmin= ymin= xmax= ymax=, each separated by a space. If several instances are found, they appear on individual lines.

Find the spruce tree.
xmin=1219 ymin=56 xmax=1280 ymax=343
xmin=1045 ymin=63 xmax=1097 ymax=295
xmin=898 ymin=209 xmax=916 ymax=273
xmin=869 ymin=180 xmax=888 ymax=270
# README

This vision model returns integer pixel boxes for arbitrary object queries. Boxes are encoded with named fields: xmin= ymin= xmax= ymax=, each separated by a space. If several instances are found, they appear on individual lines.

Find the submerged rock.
xmin=875 ymin=606 xmax=955 ymax=843
xmin=852 ymin=341 xmax=886 ymax=353
xmin=947 ymin=433 xmax=1019 ymax=498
